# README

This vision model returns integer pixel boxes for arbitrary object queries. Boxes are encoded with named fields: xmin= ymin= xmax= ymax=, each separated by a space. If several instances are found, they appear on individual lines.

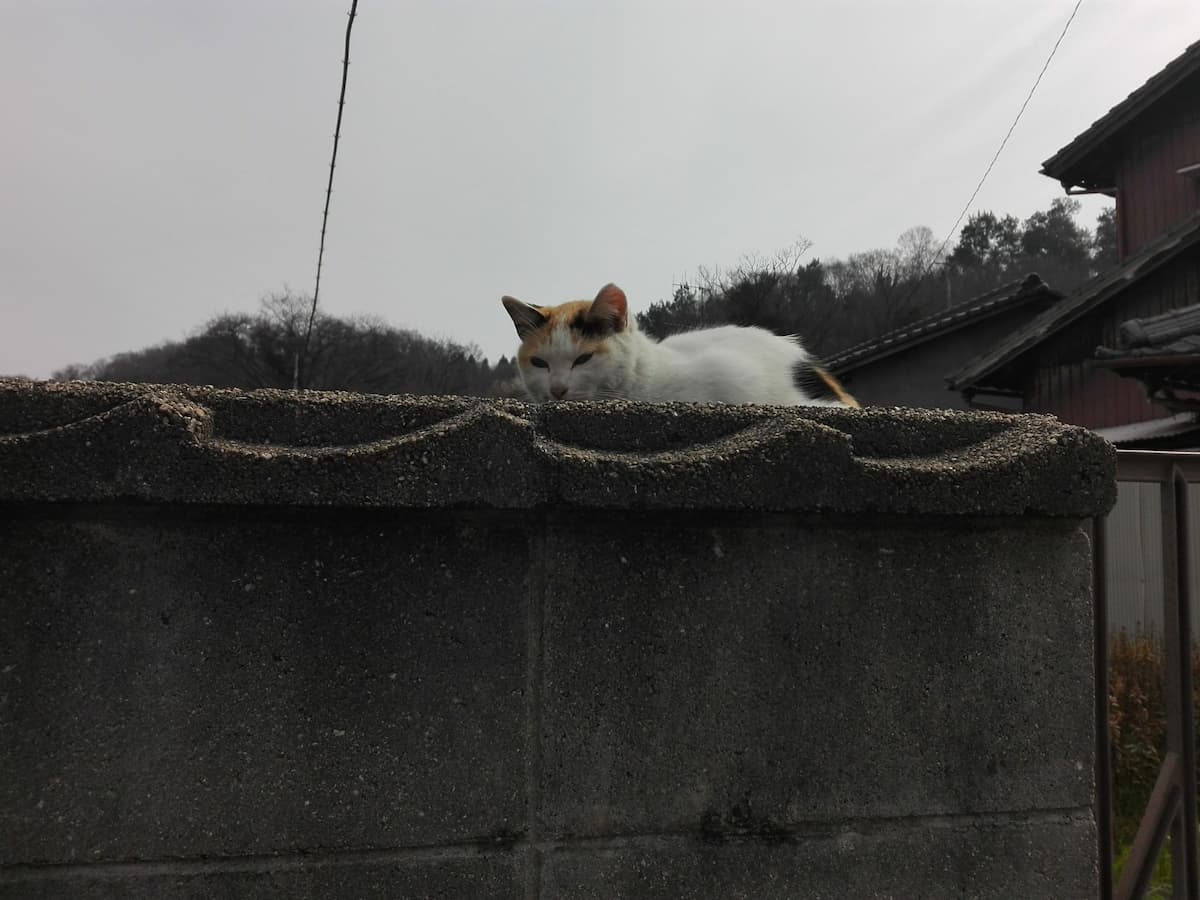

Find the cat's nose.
xmin=550 ymin=386 xmax=568 ymax=400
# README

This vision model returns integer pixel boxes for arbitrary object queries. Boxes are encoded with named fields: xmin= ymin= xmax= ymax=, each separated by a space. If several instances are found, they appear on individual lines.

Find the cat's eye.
xmin=573 ymin=353 xmax=593 ymax=367
xmin=530 ymin=357 xmax=549 ymax=368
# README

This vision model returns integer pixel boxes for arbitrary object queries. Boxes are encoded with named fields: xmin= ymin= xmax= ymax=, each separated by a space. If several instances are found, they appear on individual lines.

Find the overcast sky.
xmin=2 ymin=1 xmax=1198 ymax=378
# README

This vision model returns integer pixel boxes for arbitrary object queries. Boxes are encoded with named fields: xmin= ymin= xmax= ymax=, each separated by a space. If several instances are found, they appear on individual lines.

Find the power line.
xmin=297 ymin=0 xmax=359 ymax=390
xmin=902 ymin=0 xmax=1085 ymax=305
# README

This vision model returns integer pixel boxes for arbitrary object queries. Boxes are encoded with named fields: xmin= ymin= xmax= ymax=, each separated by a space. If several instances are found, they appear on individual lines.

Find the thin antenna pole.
xmin=298 ymin=0 xmax=359 ymax=389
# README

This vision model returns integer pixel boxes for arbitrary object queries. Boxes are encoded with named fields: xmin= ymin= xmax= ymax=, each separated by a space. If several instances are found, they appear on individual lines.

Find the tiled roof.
xmin=948 ymin=210 xmax=1200 ymax=393
xmin=1041 ymin=38 xmax=1200 ymax=190
xmin=1095 ymin=302 xmax=1200 ymax=360
xmin=824 ymin=274 xmax=1055 ymax=374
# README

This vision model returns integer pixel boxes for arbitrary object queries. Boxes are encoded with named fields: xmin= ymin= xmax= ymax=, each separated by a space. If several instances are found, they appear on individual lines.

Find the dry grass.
xmin=1108 ymin=631 xmax=1200 ymax=888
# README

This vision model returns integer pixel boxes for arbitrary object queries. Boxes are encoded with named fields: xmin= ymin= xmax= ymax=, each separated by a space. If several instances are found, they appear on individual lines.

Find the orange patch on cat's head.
xmin=539 ymin=301 xmax=594 ymax=333
xmin=513 ymin=303 xmax=613 ymax=366
xmin=502 ymin=285 xmax=629 ymax=366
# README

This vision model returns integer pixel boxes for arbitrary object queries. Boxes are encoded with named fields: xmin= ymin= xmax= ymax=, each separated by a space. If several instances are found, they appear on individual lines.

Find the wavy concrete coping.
xmin=0 ymin=379 xmax=1115 ymax=516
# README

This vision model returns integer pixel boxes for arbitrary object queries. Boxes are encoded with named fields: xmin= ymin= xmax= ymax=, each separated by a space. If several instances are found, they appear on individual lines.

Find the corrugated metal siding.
xmin=1115 ymin=96 xmax=1200 ymax=258
xmin=1104 ymin=480 xmax=1200 ymax=635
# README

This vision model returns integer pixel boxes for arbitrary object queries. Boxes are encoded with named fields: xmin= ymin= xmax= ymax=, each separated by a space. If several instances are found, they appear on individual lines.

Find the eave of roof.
xmin=947 ymin=210 xmax=1200 ymax=393
xmin=1094 ymin=412 xmax=1200 ymax=447
xmin=1092 ymin=353 xmax=1200 ymax=369
xmin=824 ymin=274 xmax=1055 ymax=375
xmin=1041 ymin=38 xmax=1200 ymax=189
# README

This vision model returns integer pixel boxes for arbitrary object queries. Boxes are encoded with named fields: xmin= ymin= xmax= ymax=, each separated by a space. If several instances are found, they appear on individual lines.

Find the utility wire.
xmin=900 ymin=0 xmax=1085 ymax=308
xmin=297 ymin=0 xmax=359 ymax=390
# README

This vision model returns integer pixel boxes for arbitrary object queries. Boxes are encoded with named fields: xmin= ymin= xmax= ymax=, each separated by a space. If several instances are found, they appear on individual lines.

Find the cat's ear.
xmin=502 ymin=296 xmax=549 ymax=340
xmin=588 ymin=283 xmax=628 ymax=333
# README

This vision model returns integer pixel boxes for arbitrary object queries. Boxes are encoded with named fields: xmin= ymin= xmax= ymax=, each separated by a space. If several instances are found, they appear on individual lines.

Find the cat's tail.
xmin=794 ymin=360 xmax=861 ymax=408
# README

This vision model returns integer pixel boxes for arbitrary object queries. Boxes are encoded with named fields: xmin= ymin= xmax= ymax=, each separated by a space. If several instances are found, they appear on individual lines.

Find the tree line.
xmin=50 ymin=198 xmax=1114 ymax=393
xmin=53 ymin=292 xmax=518 ymax=397
xmin=637 ymin=199 xmax=1115 ymax=357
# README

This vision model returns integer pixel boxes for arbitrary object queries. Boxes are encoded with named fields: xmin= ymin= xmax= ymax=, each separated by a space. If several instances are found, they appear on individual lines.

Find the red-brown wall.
xmin=1027 ymin=363 xmax=1165 ymax=428
xmin=1023 ymin=249 xmax=1200 ymax=427
xmin=1114 ymin=83 xmax=1200 ymax=258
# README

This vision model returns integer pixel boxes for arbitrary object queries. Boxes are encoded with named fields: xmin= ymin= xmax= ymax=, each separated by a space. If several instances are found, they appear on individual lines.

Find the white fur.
xmin=518 ymin=317 xmax=843 ymax=406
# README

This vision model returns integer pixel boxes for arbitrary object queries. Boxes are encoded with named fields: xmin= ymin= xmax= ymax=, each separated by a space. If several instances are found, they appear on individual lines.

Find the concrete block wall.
xmin=0 ymin=380 xmax=1116 ymax=898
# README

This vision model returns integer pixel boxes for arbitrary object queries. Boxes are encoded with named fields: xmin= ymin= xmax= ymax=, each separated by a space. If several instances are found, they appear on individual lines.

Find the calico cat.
xmin=501 ymin=283 xmax=859 ymax=407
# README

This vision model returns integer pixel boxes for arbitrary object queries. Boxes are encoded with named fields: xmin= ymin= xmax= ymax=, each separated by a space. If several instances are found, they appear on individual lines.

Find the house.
xmin=1039 ymin=38 xmax=1200 ymax=262
xmin=952 ymin=39 xmax=1200 ymax=641
xmin=948 ymin=38 xmax=1200 ymax=434
xmin=821 ymin=42 xmax=1200 ymax=638
xmin=948 ymin=212 xmax=1200 ymax=431
xmin=1090 ymin=301 xmax=1200 ymax=447
xmin=826 ymin=275 xmax=1060 ymax=410
xmin=824 ymin=38 xmax=1200 ymax=446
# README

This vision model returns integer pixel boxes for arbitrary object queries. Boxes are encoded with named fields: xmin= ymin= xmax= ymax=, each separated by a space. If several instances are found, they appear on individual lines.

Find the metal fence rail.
xmin=1097 ymin=451 xmax=1200 ymax=900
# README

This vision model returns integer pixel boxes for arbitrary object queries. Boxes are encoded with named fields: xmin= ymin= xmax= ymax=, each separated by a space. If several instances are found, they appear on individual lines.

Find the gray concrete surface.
xmin=0 ymin=379 xmax=1114 ymax=515
xmin=538 ymin=520 xmax=1094 ymax=839
xmin=0 ymin=379 xmax=1113 ymax=898
xmin=540 ymin=815 xmax=1097 ymax=899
